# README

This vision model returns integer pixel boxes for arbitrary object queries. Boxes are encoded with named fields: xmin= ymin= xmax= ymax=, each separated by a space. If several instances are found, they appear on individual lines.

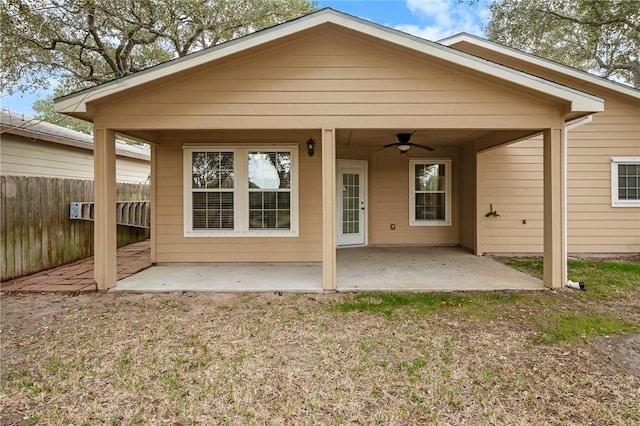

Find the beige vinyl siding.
xmin=153 ymin=138 xmax=322 ymax=263
xmin=114 ymin=158 xmax=150 ymax=184
xmin=368 ymin=147 xmax=459 ymax=246
xmin=566 ymin=97 xmax=640 ymax=253
xmin=450 ymin=40 xmax=640 ymax=254
xmin=94 ymin=28 xmax=563 ymax=132
xmin=336 ymin=144 xmax=459 ymax=246
xmin=477 ymin=139 xmax=544 ymax=253
xmin=0 ymin=134 xmax=149 ymax=183
xmin=451 ymin=41 xmax=640 ymax=254
xmin=477 ymin=98 xmax=640 ymax=254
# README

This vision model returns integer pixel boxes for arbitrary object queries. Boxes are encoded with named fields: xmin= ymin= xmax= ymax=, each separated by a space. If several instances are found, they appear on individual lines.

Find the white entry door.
xmin=337 ymin=161 xmax=367 ymax=246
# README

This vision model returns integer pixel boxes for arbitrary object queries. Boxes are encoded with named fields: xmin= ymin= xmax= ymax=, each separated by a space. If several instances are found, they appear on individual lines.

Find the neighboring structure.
xmin=1 ymin=109 xmax=150 ymax=183
xmin=54 ymin=9 xmax=638 ymax=291
xmin=0 ymin=109 xmax=151 ymax=281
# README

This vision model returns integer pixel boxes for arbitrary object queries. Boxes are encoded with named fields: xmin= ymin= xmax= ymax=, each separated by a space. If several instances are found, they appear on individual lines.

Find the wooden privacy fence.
xmin=1 ymin=176 xmax=150 ymax=282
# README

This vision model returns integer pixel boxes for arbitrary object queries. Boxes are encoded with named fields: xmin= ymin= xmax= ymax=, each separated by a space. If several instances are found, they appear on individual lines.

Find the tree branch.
xmin=538 ymin=8 xmax=640 ymax=34
xmin=85 ymin=4 xmax=120 ymax=77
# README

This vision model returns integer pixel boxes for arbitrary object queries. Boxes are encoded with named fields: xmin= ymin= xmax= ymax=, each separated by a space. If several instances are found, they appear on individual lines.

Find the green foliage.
xmin=533 ymin=312 xmax=639 ymax=344
xmin=498 ymin=256 xmax=640 ymax=299
xmin=32 ymin=97 xmax=93 ymax=134
xmin=487 ymin=0 xmax=640 ymax=88
xmin=1 ymin=0 xmax=317 ymax=94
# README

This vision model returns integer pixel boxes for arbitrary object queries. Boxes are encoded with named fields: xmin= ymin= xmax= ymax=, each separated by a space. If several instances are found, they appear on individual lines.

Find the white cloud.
xmin=397 ymin=0 xmax=489 ymax=41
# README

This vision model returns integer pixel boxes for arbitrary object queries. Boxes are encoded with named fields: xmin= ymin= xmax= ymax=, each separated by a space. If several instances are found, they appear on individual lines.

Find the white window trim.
xmin=409 ymin=158 xmax=452 ymax=226
xmin=611 ymin=157 xmax=640 ymax=207
xmin=183 ymin=145 xmax=299 ymax=237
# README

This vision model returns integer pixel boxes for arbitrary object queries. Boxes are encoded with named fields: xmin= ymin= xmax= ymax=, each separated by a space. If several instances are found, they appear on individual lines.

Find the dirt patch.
xmin=592 ymin=333 xmax=640 ymax=376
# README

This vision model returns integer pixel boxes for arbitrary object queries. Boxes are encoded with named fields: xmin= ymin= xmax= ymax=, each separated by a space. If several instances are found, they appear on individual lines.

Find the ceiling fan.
xmin=377 ymin=133 xmax=434 ymax=154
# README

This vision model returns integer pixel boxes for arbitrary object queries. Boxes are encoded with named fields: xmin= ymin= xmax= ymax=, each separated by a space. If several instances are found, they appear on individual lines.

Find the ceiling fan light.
xmin=398 ymin=144 xmax=411 ymax=152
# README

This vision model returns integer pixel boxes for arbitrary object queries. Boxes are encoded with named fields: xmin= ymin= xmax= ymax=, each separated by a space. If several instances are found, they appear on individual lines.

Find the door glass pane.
xmin=342 ymin=172 xmax=359 ymax=235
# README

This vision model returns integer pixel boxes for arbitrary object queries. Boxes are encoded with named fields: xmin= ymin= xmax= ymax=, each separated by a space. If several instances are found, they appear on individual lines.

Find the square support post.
xmin=543 ymin=127 xmax=566 ymax=288
xmin=322 ymin=128 xmax=336 ymax=290
xmin=150 ymin=145 xmax=157 ymax=264
xmin=94 ymin=128 xmax=117 ymax=290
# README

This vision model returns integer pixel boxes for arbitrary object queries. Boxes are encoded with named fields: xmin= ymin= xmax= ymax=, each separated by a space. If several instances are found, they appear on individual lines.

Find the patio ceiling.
xmin=116 ymin=128 xmax=541 ymax=152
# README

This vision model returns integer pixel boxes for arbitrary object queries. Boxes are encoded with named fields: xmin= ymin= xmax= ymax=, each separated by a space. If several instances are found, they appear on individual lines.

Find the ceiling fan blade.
xmin=381 ymin=142 xmax=399 ymax=148
xmin=410 ymin=142 xmax=435 ymax=151
xmin=375 ymin=145 xmax=395 ymax=152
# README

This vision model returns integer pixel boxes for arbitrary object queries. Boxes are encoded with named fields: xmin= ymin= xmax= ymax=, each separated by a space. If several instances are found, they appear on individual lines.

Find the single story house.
xmin=1 ymin=109 xmax=150 ymax=183
xmin=54 ymin=9 xmax=639 ymax=291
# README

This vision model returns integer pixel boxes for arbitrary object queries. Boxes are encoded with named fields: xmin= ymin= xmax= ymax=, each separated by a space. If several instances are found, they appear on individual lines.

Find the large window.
xmin=611 ymin=157 xmax=640 ymax=207
xmin=409 ymin=159 xmax=452 ymax=226
xmin=184 ymin=146 xmax=298 ymax=236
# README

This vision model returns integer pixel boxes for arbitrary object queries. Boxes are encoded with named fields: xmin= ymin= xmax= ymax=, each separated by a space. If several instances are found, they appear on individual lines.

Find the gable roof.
xmin=439 ymin=32 xmax=640 ymax=102
xmin=55 ymin=8 xmax=604 ymax=119
xmin=0 ymin=109 xmax=150 ymax=161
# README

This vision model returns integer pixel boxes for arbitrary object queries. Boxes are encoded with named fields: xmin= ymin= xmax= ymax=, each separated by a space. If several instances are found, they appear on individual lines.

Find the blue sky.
xmin=1 ymin=0 xmax=490 ymax=116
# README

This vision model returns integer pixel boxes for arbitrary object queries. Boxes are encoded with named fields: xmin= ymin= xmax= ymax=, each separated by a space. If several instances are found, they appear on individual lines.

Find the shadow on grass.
xmin=333 ymin=291 xmax=522 ymax=317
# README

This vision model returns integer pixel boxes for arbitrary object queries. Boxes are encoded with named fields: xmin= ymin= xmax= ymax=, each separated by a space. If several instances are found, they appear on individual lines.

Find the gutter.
xmin=564 ymin=115 xmax=593 ymax=289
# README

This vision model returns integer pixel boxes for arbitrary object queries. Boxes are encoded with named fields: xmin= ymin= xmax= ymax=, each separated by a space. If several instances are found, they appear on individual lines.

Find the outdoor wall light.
xmin=307 ymin=138 xmax=315 ymax=157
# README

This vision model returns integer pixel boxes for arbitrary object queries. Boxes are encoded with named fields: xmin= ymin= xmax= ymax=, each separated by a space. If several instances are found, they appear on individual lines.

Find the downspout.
xmin=564 ymin=115 xmax=593 ymax=290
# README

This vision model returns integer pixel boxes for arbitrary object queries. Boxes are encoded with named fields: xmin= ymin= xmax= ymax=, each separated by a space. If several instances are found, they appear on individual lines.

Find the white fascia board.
xmin=55 ymin=9 xmax=604 ymax=115
xmin=440 ymin=33 xmax=640 ymax=102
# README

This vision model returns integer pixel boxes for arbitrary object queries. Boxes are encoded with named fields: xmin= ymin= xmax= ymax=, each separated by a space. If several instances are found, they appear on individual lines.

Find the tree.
xmin=32 ymin=96 xmax=93 ymax=134
xmin=486 ymin=0 xmax=640 ymax=88
xmin=1 ymin=0 xmax=316 ymax=95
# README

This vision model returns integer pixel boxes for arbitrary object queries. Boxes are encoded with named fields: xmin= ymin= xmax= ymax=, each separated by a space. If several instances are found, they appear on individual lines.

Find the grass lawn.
xmin=1 ymin=258 xmax=639 ymax=424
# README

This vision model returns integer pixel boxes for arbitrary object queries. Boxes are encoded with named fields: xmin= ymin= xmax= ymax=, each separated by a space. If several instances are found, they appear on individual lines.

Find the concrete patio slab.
xmin=337 ymin=246 xmax=544 ymax=291
xmin=113 ymin=246 xmax=544 ymax=292
xmin=114 ymin=262 xmax=323 ymax=292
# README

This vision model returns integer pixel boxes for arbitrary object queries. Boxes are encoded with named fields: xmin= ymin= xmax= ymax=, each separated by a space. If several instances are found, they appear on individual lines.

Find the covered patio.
xmin=113 ymin=246 xmax=543 ymax=292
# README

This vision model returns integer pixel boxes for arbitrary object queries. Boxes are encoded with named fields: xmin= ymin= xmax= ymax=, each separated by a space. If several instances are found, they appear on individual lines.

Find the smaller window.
xmin=191 ymin=152 xmax=235 ymax=230
xmin=248 ymin=152 xmax=291 ymax=230
xmin=611 ymin=157 xmax=640 ymax=207
xmin=409 ymin=159 xmax=452 ymax=226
